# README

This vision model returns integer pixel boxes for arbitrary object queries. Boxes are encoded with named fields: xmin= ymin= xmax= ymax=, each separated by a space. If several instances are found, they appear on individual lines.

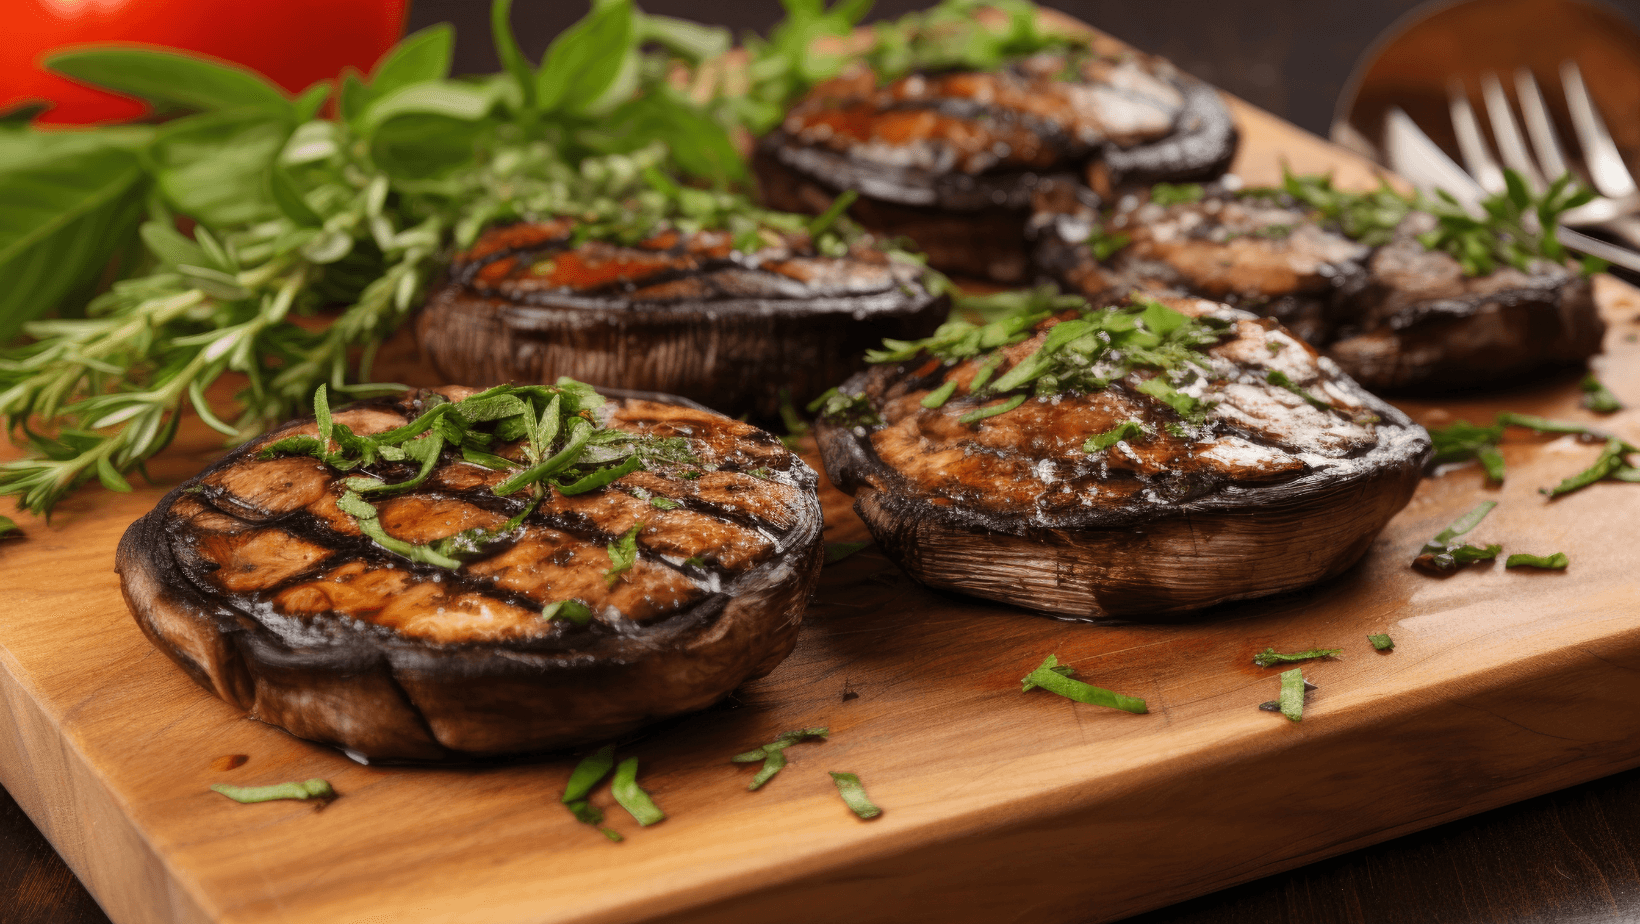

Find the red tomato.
xmin=9 ymin=0 xmax=409 ymax=124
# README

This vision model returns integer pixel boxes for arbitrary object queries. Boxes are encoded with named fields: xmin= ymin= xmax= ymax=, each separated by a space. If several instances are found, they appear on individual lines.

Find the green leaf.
xmin=0 ymin=515 xmax=21 ymax=540
xmin=1580 ymin=374 xmax=1623 ymax=414
xmin=1020 ymin=655 xmax=1148 ymax=714
xmin=537 ymin=0 xmax=638 ymax=116
xmin=1084 ymin=421 xmax=1147 ymax=453
xmin=828 ymin=772 xmax=882 ymax=820
xmin=267 ymin=164 xmax=324 ymax=228
xmin=1543 ymin=437 xmax=1632 ymax=498
xmin=603 ymin=521 xmax=643 ymax=588
xmin=293 ymin=81 xmax=331 ymax=122
xmin=824 ymin=541 xmax=869 ymax=564
xmin=920 ymin=380 xmax=958 ymax=409
xmin=1277 ymin=668 xmax=1306 ymax=722
xmin=1252 ymin=647 xmax=1340 ymax=667
xmin=563 ymin=744 xmax=617 ymax=804
xmin=611 ymin=757 xmax=664 ymax=826
xmin=957 ymin=394 xmax=1027 ymax=424
xmin=369 ymin=24 xmax=455 ymax=96
xmin=1505 ymin=552 xmax=1569 ymax=570
xmin=542 ymin=599 xmax=595 ymax=625
xmin=358 ymin=82 xmax=499 ymax=137
xmin=47 ymin=48 xmax=292 ymax=118
xmin=639 ymin=14 xmax=731 ymax=63
xmin=491 ymin=0 xmax=538 ymax=113
xmin=1368 ymin=633 xmax=1394 ymax=651
xmin=211 ymin=779 xmax=334 ymax=803
xmin=587 ymin=91 xmax=747 ymax=185
xmin=145 ymin=109 xmax=289 ymax=227
xmin=0 ymin=142 xmax=147 ymax=343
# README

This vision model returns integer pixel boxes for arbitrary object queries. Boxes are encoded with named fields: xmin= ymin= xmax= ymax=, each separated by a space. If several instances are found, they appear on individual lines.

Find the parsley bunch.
xmin=262 ymin=381 xmax=690 ymax=570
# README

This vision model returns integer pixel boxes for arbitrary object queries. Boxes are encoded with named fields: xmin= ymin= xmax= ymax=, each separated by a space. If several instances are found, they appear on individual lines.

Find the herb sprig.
xmin=1414 ymin=501 xmax=1501 ymax=572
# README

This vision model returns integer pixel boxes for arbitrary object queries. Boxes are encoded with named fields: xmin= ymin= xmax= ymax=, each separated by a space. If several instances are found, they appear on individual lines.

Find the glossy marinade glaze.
xmin=416 ymin=221 xmax=947 ymax=421
xmin=816 ymin=297 xmax=1430 ymax=620
xmin=116 ymin=388 xmax=824 ymax=761
xmin=756 ymin=49 xmax=1236 ymax=282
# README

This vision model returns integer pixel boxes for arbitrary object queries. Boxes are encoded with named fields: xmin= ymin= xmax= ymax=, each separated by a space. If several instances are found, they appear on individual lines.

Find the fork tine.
xmin=1480 ymin=72 xmax=1545 ymax=191
xmin=1514 ymin=69 xmax=1570 ymax=181
xmin=1561 ymin=60 xmax=1638 ymax=197
xmin=1447 ymin=79 xmax=1507 ymax=194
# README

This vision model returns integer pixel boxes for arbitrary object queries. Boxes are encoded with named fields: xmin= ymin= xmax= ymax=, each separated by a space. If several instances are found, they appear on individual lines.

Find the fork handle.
xmin=1557 ymin=225 xmax=1640 ymax=274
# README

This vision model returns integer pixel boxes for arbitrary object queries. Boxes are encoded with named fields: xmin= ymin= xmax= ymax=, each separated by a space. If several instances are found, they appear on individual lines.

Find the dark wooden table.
xmin=7 ymin=763 xmax=1640 ymax=924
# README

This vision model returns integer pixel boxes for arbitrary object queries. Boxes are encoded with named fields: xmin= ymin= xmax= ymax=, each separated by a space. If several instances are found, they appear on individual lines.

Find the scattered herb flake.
xmin=828 ymin=771 xmax=881 ymax=820
xmin=1088 ymin=226 xmax=1132 ymax=260
xmin=1265 ymin=369 xmax=1331 ymax=411
xmin=1506 ymin=552 xmax=1570 ymax=570
xmin=611 ymin=757 xmax=664 ymax=827
xmin=211 ymin=779 xmax=334 ymax=804
xmin=542 ymin=599 xmax=594 ymax=625
xmin=649 ymin=496 xmax=681 ymax=510
xmin=1084 ymin=421 xmax=1147 ymax=453
xmin=562 ymin=745 xmax=617 ymax=805
xmin=1277 ymin=669 xmax=1307 ymax=722
xmin=604 ymin=522 xmax=644 ymax=588
xmin=1252 ymin=647 xmax=1340 ymax=668
xmin=1151 ymin=182 xmax=1205 ymax=206
xmin=958 ymin=394 xmax=1027 ymax=424
xmin=777 ymin=388 xmax=811 ymax=450
xmin=921 ymin=380 xmax=958 ymax=409
xmin=731 ymin=727 xmax=828 ymax=791
xmin=1368 ymin=633 xmax=1395 ymax=651
xmin=1414 ymin=501 xmax=1501 ymax=572
xmin=0 ymin=516 xmax=19 ymax=540
xmin=1581 ymin=375 xmax=1623 ymax=413
xmin=808 ymin=388 xmax=882 ymax=427
xmin=1020 ymin=654 xmax=1147 ymax=714
xmin=1543 ymin=437 xmax=1634 ymax=498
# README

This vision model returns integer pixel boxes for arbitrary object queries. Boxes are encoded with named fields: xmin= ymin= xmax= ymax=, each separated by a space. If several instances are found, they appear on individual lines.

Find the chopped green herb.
xmin=1087 ymin=225 xmax=1132 ymax=260
xmin=731 ymin=727 xmax=828 ymax=791
xmin=211 ymin=779 xmax=334 ymax=804
xmin=807 ymin=190 xmax=859 ymax=239
xmin=807 ymin=388 xmax=882 ymax=427
xmin=1084 ymin=421 xmax=1148 ymax=453
xmin=0 ymin=516 xmax=19 ymax=540
xmin=1429 ymin=419 xmax=1508 ymax=481
xmin=649 ymin=496 xmax=681 ymax=510
xmin=1136 ymin=377 xmax=1211 ymax=424
xmin=542 ymin=599 xmax=594 ymax=625
xmin=604 ymin=522 xmax=644 ymax=588
xmin=1506 ymin=552 xmax=1569 ymax=569
xmin=747 ymin=467 xmax=774 ymax=480
xmin=562 ymin=745 xmax=621 ymax=841
xmin=827 ymin=771 xmax=882 ymax=820
xmin=611 ymin=757 xmax=664 ymax=827
xmin=1277 ymin=669 xmax=1307 ymax=722
xmin=1151 ymin=182 xmax=1205 ymax=206
xmin=1368 ymin=633 xmax=1395 ymax=651
xmin=1020 ymin=654 xmax=1147 ymax=714
xmin=1543 ymin=437 xmax=1634 ymax=497
xmin=1267 ymin=341 xmax=1286 ymax=355
xmin=1414 ymin=501 xmax=1501 ymax=572
xmin=1581 ymin=375 xmax=1623 ymax=413
xmin=958 ymin=394 xmax=1027 ymax=424
xmin=1265 ymin=369 xmax=1331 ymax=411
xmin=921 ymin=380 xmax=958 ymax=409
xmin=824 ymin=541 xmax=870 ymax=564
xmin=683 ymin=555 xmax=706 ymax=567
xmin=1252 ymin=647 xmax=1340 ymax=668
xmin=1255 ymin=223 xmax=1293 ymax=239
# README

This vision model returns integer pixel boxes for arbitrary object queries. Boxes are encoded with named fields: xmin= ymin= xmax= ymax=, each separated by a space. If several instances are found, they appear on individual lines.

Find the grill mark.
xmin=464 ymin=255 xmax=904 ymax=304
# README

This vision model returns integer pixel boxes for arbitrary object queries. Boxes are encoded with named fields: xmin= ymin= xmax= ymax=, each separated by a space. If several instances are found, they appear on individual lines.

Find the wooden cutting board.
xmin=4 ymin=69 xmax=1640 ymax=924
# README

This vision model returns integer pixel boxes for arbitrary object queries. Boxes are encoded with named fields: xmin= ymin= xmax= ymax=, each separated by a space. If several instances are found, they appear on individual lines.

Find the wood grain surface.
xmin=3 ymin=69 xmax=1640 ymax=924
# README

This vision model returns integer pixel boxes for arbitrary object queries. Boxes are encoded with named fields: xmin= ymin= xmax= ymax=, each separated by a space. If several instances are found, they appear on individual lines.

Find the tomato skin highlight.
xmin=9 ymin=0 xmax=409 ymax=124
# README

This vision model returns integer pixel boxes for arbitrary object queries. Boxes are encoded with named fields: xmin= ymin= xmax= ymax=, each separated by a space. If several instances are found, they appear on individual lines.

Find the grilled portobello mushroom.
xmin=116 ymin=384 xmax=823 ymax=761
xmin=1033 ymin=181 xmax=1603 ymax=392
xmin=416 ymin=221 xmax=947 ymax=422
xmin=813 ymin=295 xmax=1430 ymax=620
xmin=755 ymin=48 xmax=1237 ymax=283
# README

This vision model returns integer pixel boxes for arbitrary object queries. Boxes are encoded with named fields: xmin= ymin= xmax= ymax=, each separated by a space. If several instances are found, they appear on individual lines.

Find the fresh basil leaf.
xmin=586 ymin=91 xmax=748 ymax=185
xmin=370 ymin=24 xmax=456 ymax=96
xmin=828 ymin=772 xmax=882 ymax=820
xmin=293 ymin=81 xmax=331 ymax=122
xmin=358 ymin=82 xmax=498 ymax=137
xmin=339 ymin=71 xmax=372 ymax=125
xmin=537 ymin=0 xmax=638 ymax=116
xmin=0 ymin=143 xmax=147 ymax=343
xmin=47 ymin=48 xmax=292 ymax=118
xmin=491 ymin=0 xmax=539 ymax=113
xmin=145 ymin=109 xmax=289 ymax=227
xmin=611 ymin=757 xmax=664 ymax=826
xmin=1505 ymin=552 xmax=1569 ymax=570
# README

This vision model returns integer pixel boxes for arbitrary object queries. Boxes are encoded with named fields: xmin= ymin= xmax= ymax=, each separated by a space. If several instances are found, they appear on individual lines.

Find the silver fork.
xmin=1381 ymin=91 xmax=1640 ymax=273
xmin=1449 ymin=62 xmax=1640 ymax=244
